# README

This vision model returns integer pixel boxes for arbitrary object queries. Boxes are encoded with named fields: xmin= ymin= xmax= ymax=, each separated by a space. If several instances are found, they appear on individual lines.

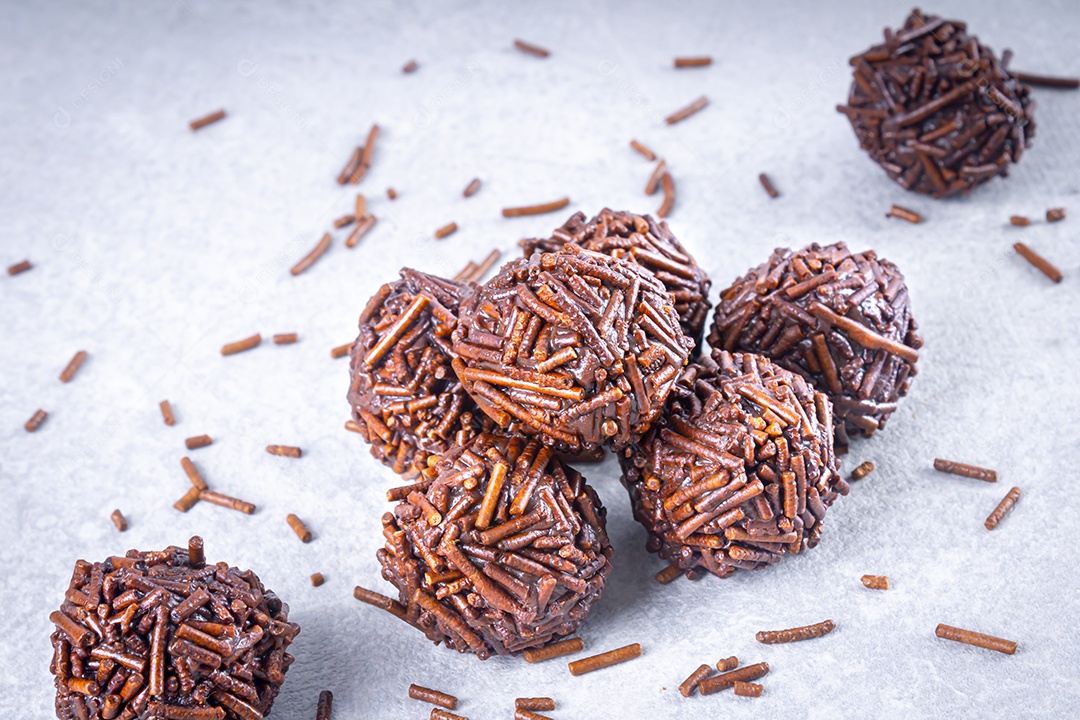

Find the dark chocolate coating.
xmin=49 ymin=544 xmax=298 ymax=720
xmin=619 ymin=351 xmax=844 ymax=578
xmin=348 ymin=268 xmax=494 ymax=476
xmin=453 ymin=245 xmax=693 ymax=453
xmin=377 ymin=432 xmax=612 ymax=659
xmin=520 ymin=209 xmax=712 ymax=351
xmin=839 ymin=9 xmax=1035 ymax=197
xmin=708 ymin=242 xmax=921 ymax=452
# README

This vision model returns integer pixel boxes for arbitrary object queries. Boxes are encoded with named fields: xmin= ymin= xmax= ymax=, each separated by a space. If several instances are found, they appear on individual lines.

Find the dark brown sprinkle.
xmin=699 ymin=662 xmax=770 ymax=694
xmin=985 ymin=486 xmax=1021 ymax=530
xmin=331 ymin=342 xmax=352 ymax=359
xmin=514 ymin=39 xmax=550 ymax=58
xmin=315 ymin=689 xmax=333 ymax=720
xmin=838 ymin=9 xmax=1035 ymax=198
xmin=664 ymin=96 xmax=708 ymax=125
xmin=936 ymin=623 xmax=1017 ymax=654
xmin=630 ymin=139 xmax=657 ymax=161
xmin=181 ymin=456 xmax=208 ymax=491
xmin=110 ymin=509 xmax=128 ymax=532
xmin=266 ymin=445 xmax=302 ymax=458
xmin=160 ymin=400 xmax=176 ymax=426
xmin=655 ymin=564 xmax=683 ymax=584
xmin=674 ymin=56 xmax=712 ymax=68
xmin=1013 ymin=71 xmax=1079 ymax=89
xmin=850 ymin=461 xmax=875 ymax=481
xmin=679 ymin=664 xmax=715 ymax=697
xmin=435 ymin=222 xmax=458 ymax=240
xmin=523 ymin=637 xmax=584 ymax=663
xmin=658 ymin=173 xmax=675 ymax=218
xmin=933 ymin=458 xmax=997 ymax=482
xmin=333 ymin=214 xmax=355 ymax=229
xmin=345 ymin=214 xmax=378 ymax=248
xmin=189 ymin=109 xmax=226 ymax=131
xmin=463 ymin=178 xmax=482 ymax=198
xmin=568 ymin=643 xmax=641 ymax=676
xmin=291 ymin=233 xmax=332 ymax=276
xmin=756 ymin=619 xmax=835 ymax=644
xmin=199 ymin=489 xmax=256 ymax=515
xmin=886 ymin=204 xmax=922 ymax=223
xmin=716 ymin=656 xmax=738 ymax=672
xmin=60 ymin=350 xmax=88 ymax=382
xmin=188 ymin=535 xmax=204 ymax=567
xmin=221 ymin=333 xmax=261 ymax=356
xmin=353 ymin=585 xmax=408 ymax=619
xmin=502 ymin=197 xmax=570 ymax=217
xmin=645 ymin=159 xmax=666 ymax=195
xmin=7 ymin=259 xmax=32 ymax=275
xmin=431 ymin=710 xmax=468 ymax=720
xmin=1010 ymin=215 xmax=1031 ymax=226
xmin=861 ymin=574 xmax=889 ymax=589
xmin=758 ymin=173 xmax=780 ymax=198
xmin=408 ymin=684 xmax=457 ymax=710
xmin=515 ymin=698 xmax=555 ymax=711
xmin=1046 ymin=207 xmax=1066 ymax=223
xmin=25 ymin=409 xmax=48 ymax=433
xmin=287 ymin=514 xmax=313 ymax=543
xmin=514 ymin=711 xmax=552 ymax=720
xmin=387 ymin=187 xmax=398 ymax=200
xmin=185 ymin=434 xmax=213 ymax=451
xmin=273 ymin=333 xmax=298 ymax=345
xmin=734 ymin=681 xmax=763 ymax=698
xmin=49 ymin=538 xmax=299 ymax=719
xmin=311 ymin=572 xmax=325 ymax=587
xmin=402 ymin=60 xmax=419 ymax=74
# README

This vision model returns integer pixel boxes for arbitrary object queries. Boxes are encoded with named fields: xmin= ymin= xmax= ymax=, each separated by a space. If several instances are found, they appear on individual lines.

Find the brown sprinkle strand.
xmin=1013 ymin=72 xmax=1080 ymax=89
xmin=630 ymin=139 xmax=657 ymax=161
xmin=515 ymin=698 xmax=555 ymax=711
xmin=716 ymin=656 xmax=739 ymax=672
xmin=756 ymin=619 xmax=835 ymax=644
xmin=110 ymin=509 xmax=127 ymax=532
xmin=267 ymin=445 xmax=302 ymax=458
xmin=654 ymin=564 xmax=682 ymax=584
xmin=403 ymin=60 xmax=419 ymax=74
xmin=199 ymin=490 xmax=255 ymax=514
xmin=160 ymin=400 xmax=176 ymax=426
xmin=1010 ymin=215 xmax=1031 ymax=226
xmin=502 ymin=197 xmax=570 ymax=217
xmin=273 ymin=332 xmax=298 ymax=345
xmin=985 ymin=486 xmax=1021 ymax=530
xmin=887 ymin=204 xmax=922 ymax=223
xmin=734 ymin=681 xmax=763 ymax=698
xmin=333 ymin=214 xmax=355 ymax=229
xmin=435 ymin=222 xmax=458 ymax=239
xmin=758 ymin=173 xmax=780 ymax=198
xmin=674 ymin=56 xmax=712 ymax=68
xmin=355 ymin=194 xmax=366 ymax=218
xmin=7 ymin=259 xmax=32 ymax=275
xmin=699 ymin=662 xmax=770 ymax=694
xmin=463 ymin=178 xmax=482 ymax=197
xmin=316 ymin=690 xmax=333 ymax=720
xmin=59 ymin=350 xmax=88 ymax=382
xmin=514 ymin=39 xmax=550 ymax=58
xmin=1046 ymin=207 xmax=1066 ymax=223
xmin=386 ymin=187 xmax=398 ymax=200
xmin=331 ymin=342 xmax=352 ymax=359
xmin=185 ymin=434 xmax=212 ymax=450
xmin=933 ymin=458 xmax=998 ymax=483
xmin=665 ymin=95 xmax=708 ymax=125
xmin=287 ymin=514 xmax=313 ymax=542
xmin=291 ymin=233 xmax=332 ymax=276
xmin=181 ymin=456 xmax=207 ymax=490
xmin=408 ymin=684 xmax=457 ymax=710
xmin=679 ymin=664 xmax=715 ymax=697
xmin=189 ymin=109 xmax=226 ymax=131
xmin=568 ymin=643 xmax=641 ymax=676
xmin=25 ymin=409 xmax=48 ymax=433
xmin=338 ymin=147 xmax=362 ymax=185
xmin=861 ymin=574 xmax=889 ymax=590
xmin=514 ymin=711 xmax=551 ymax=720
xmin=645 ymin=159 xmax=666 ymax=195
xmin=523 ymin=637 xmax=584 ymax=663
xmin=1013 ymin=242 xmax=1063 ymax=283
xmin=658 ymin=172 xmax=675 ymax=218
xmin=936 ymin=623 xmax=1017 ymax=655
xmin=356 ymin=124 xmax=380 ymax=183
xmin=353 ymin=585 xmax=407 ymax=619
xmin=173 ymin=487 xmax=201 ymax=513
xmin=221 ymin=333 xmax=262 ymax=356
xmin=345 ymin=214 xmax=378 ymax=248
xmin=311 ymin=572 xmax=325 ymax=587
xmin=430 ymin=710 xmax=468 ymax=720
xmin=188 ymin=535 xmax=204 ymax=567
xmin=850 ymin=460 xmax=875 ymax=481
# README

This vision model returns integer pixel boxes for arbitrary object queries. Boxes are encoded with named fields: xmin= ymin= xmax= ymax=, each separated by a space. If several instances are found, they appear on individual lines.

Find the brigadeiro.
xmin=838 ymin=8 xmax=1035 ymax=197
xmin=348 ymin=268 xmax=494 ymax=476
xmin=520 ymin=209 xmax=712 ymax=351
xmin=708 ymin=242 xmax=921 ymax=452
xmin=452 ymin=245 xmax=694 ymax=454
xmin=376 ymin=432 xmax=612 ymax=659
xmin=49 ymin=537 xmax=299 ymax=720
xmin=620 ymin=351 xmax=844 ymax=578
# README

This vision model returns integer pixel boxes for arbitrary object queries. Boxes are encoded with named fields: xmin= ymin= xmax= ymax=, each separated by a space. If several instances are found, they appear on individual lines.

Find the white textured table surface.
xmin=2 ymin=1 xmax=1079 ymax=718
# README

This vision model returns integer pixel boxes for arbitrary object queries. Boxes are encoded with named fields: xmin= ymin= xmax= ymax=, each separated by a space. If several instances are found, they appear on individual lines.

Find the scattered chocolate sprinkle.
xmin=674 ymin=56 xmax=712 ymax=68
xmin=181 ymin=457 xmax=208 ymax=491
xmin=59 ymin=350 xmax=88 ymax=382
xmin=985 ymin=486 xmax=1021 ymax=530
xmin=7 ymin=259 xmax=32 ymax=275
xmin=273 ymin=333 xmax=298 ymax=345
xmin=935 ymin=623 xmax=1016 ymax=654
xmin=933 ymin=458 xmax=997 ymax=483
xmin=316 ymin=689 xmax=333 ymax=720
xmin=502 ymin=197 xmax=570 ymax=217
xmin=630 ymin=139 xmax=657 ymax=161
xmin=654 ymin=564 xmax=682 ymax=584
xmin=463 ymin=178 xmax=482 ymax=198
xmin=408 ymin=684 xmax=457 ymax=710
xmin=699 ymin=662 xmax=769 ymax=694
xmin=110 ymin=509 xmax=128 ymax=532
xmin=189 ymin=109 xmax=226 ymax=131
xmin=758 ymin=173 xmax=780 ymax=198
xmin=657 ymin=172 xmax=675 ymax=218
xmin=338 ymin=147 xmax=363 ymax=185
xmin=311 ymin=573 xmax=325 ymax=587
xmin=886 ymin=204 xmax=922 ymax=223
xmin=431 ymin=710 xmax=468 ymax=720
xmin=716 ymin=656 xmax=739 ymax=672
xmin=861 ymin=574 xmax=889 ymax=590
xmin=850 ymin=461 xmax=875 ymax=481
xmin=403 ymin=60 xmax=419 ymax=74
xmin=756 ymin=619 xmax=835 ymax=644
xmin=333 ymin=214 xmax=355 ymax=229
xmin=514 ymin=39 xmax=550 ymax=58
xmin=173 ymin=487 xmax=201 ymax=513
xmin=266 ymin=445 xmax=302 ymax=458
xmin=1046 ymin=207 xmax=1066 ymax=223
xmin=221 ymin=333 xmax=262 ymax=356
xmin=189 ymin=536 xmax=204 ymax=567
xmin=523 ymin=637 xmax=584 ymax=663
xmin=25 ymin=409 xmax=48 ymax=433
xmin=679 ymin=664 xmax=715 ymax=697
xmin=1010 ymin=215 xmax=1030 ymax=226
xmin=734 ymin=681 xmax=763 ymax=698
xmin=1013 ymin=71 xmax=1079 ymax=89
xmin=435 ymin=222 xmax=458 ymax=240
xmin=387 ymin=187 xmax=398 ymax=200
xmin=664 ymin=96 xmax=708 ymax=125
xmin=286 ymin=514 xmax=313 ymax=543
xmin=291 ymin=233 xmax=332 ymax=276
xmin=345 ymin=214 xmax=378 ymax=248
xmin=331 ymin=342 xmax=352 ymax=359
xmin=568 ymin=643 xmax=641 ymax=676
xmin=645 ymin=159 xmax=666 ymax=195
xmin=514 ymin=710 xmax=552 ymax=720
xmin=199 ymin=489 xmax=256 ymax=515
xmin=515 ymin=698 xmax=555 ymax=711
xmin=160 ymin=400 xmax=176 ymax=426
xmin=185 ymin=435 xmax=213 ymax=451
xmin=353 ymin=124 xmax=380 ymax=185
xmin=355 ymin=194 xmax=367 ymax=218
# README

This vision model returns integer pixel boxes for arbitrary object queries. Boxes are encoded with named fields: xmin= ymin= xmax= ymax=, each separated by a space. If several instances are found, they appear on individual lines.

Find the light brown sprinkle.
xmin=933 ymin=458 xmax=997 ymax=483
xmin=523 ymin=637 xmax=583 ymax=663
xmin=699 ymin=662 xmax=769 ymax=694
xmin=514 ymin=711 xmax=551 ymax=720
xmin=463 ymin=178 xmax=482 ymax=197
xmin=1046 ymin=207 xmax=1066 ymax=223
xmin=1013 ymin=242 xmax=1063 ymax=283
xmin=985 ymin=487 xmax=1021 ymax=530
xmin=355 ymin=194 xmax=366 ymax=218
xmin=850 ymin=460 xmax=875 ymax=481
xmin=160 ymin=400 xmax=176 ymax=426
xmin=173 ymin=487 xmax=201 ymax=513
xmin=887 ymin=204 xmax=922 ymax=223
xmin=355 ymin=124 xmax=380 ymax=184
xmin=568 ymin=643 xmax=641 ymax=676
xmin=110 ymin=509 xmax=128 ymax=532
xmin=1010 ymin=215 xmax=1030 ymax=226
xmin=716 ymin=656 xmax=739 ymax=672
xmin=185 ymin=435 xmax=212 ymax=450
xmin=655 ymin=564 xmax=682 ymax=584
xmin=515 ymin=698 xmax=555 ymax=712
xmin=60 ymin=351 xmax=88 ymax=382
xmin=435 ymin=222 xmax=458 ymax=239
xmin=267 ymin=445 xmax=302 ymax=458
xmin=25 ymin=409 xmax=48 ymax=432
xmin=345 ymin=214 xmax=377 ymax=248
xmin=630 ymin=139 xmax=657 ymax=161
xmin=181 ymin=456 xmax=208 ymax=490
xmin=679 ymin=664 xmax=715 ymax=697
xmin=287 ymin=513 xmax=312 ymax=542
xmin=291 ymin=233 xmax=332 ymax=276
xmin=756 ymin=619 xmax=835 ymax=644
xmin=353 ymin=585 xmax=408 ymax=619
xmin=861 ymin=575 xmax=889 ymax=590
xmin=221 ymin=333 xmax=262 ymax=356
xmin=333 ymin=214 xmax=355 ymax=229
xmin=645 ymin=159 xmax=666 ymax=195
xmin=430 ymin=710 xmax=468 ymax=720
xmin=403 ymin=60 xmax=419 ymax=74
xmin=273 ymin=333 xmax=298 ymax=345
xmin=199 ymin=490 xmax=255 ymax=515
xmin=665 ymin=96 xmax=708 ymax=125
xmin=502 ymin=197 xmax=570 ymax=217
xmin=386 ymin=187 xmax=398 ymax=200
xmin=658 ymin=173 xmax=675 ymax=218
xmin=514 ymin=39 xmax=550 ymax=58
xmin=936 ymin=623 xmax=1017 ymax=655
xmin=674 ymin=56 xmax=712 ymax=68
xmin=337 ymin=147 xmax=362 ymax=185
xmin=7 ymin=259 xmax=32 ymax=275
xmin=759 ymin=173 xmax=780 ymax=199
xmin=331 ymin=342 xmax=352 ymax=359
xmin=310 ymin=572 xmax=325 ymax=587
xmin=733 ymin=681 xmax=763 ymax=698
xmin=189 ymin=109 xmax=226 ymax=131
xmin=408 ymin=684 xmax=457 ymax=709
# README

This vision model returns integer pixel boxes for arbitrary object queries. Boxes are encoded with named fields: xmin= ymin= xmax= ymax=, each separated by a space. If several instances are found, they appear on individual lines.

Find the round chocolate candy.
xmin=708 ymin=242 xmax=921 ymax=452
xmin=49 ymin=538 xmax=299 ymax=720
xmin=452 ymin=245 xmax=694 ymax=454
xmin=520 ymin=209 xmax=712 ymax=351
xmin=348 ymin=268 xmax=494 ymax=476
xmin=377 ymin=432 xmax=612 ymax=659
xmin=838 ymin=8 xmax=1035 ymax=197
xmin=620 ymin=351 xmax=844 ymax=578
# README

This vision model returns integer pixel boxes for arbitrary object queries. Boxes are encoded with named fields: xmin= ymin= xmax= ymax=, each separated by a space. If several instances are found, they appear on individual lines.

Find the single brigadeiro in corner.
xmin=49 ymin=537 xmax=299 ymax=720
xmin=838 ymin=8 xmax=1035 ymax=197
xmin=520 ymin=209 xmax=712 ymax=352
xmin=376 ymin=431 xmax=612 ymax=659
xmin=708 ymin=242 xmax=920 ymax=452
xmin=452 ymin=245 xmax=694 ymax=455
xmin=348 ymin=268 xmax=495 ymax=477
xmin=620 ymin=351 xmax=845 ymax=578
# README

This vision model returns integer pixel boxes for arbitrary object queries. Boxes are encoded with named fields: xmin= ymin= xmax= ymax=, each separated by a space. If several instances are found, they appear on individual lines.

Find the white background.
xmin=1 ymin=1 xmax=1078 ymax=718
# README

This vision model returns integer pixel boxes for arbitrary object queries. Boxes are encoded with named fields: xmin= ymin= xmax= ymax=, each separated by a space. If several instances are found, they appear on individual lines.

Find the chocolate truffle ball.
xmin=453 ymin=245 xmax=694 ymax=454
xmin=377 ymin=432 xmax=612 ymax=659
xmin=708 ymin=242 xmax=921 ymax=452
xmin=348 ymin=268 xmax=494 ymax=476
xmin=838 ymin=8 xmax=1035 ymax=197
xmin=49 ymin=537 xmax=299 ymax=720
xmin=520 ymin=209 xmax=712 ymax=351
xmin=620 ymin=351 xmax=844 ymax=578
